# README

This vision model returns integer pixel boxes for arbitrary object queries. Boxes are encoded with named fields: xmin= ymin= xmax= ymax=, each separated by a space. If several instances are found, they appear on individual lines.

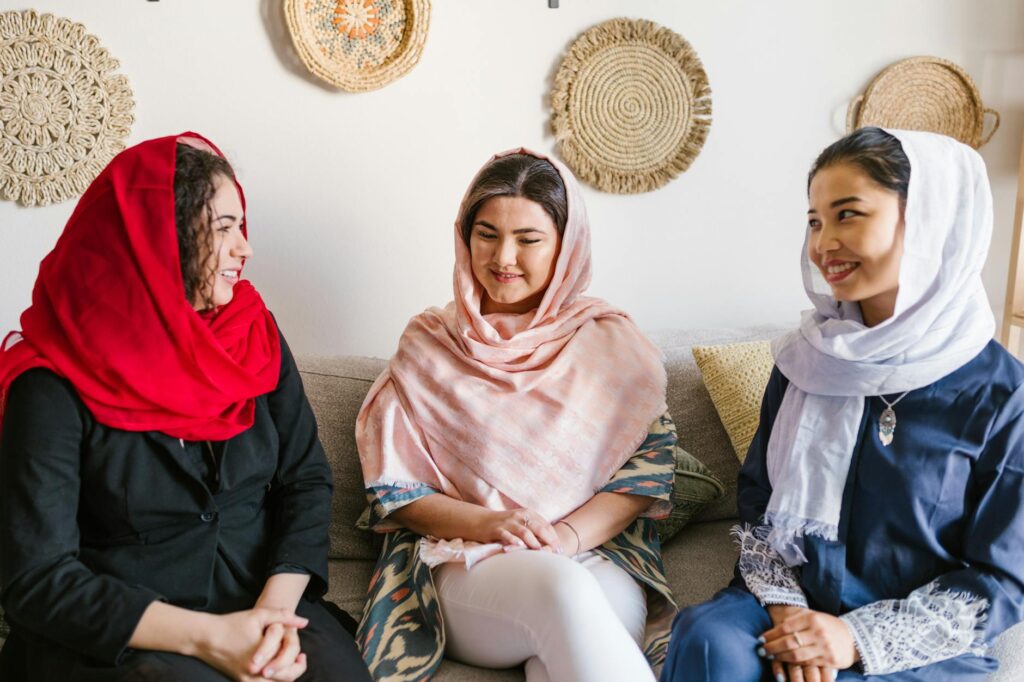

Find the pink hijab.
xmin=357 ymin=148 xmax=667 ymax=530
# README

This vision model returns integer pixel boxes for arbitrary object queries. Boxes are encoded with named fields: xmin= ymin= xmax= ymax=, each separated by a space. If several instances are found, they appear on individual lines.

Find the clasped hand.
xmin=474 ymin=507 xmax=569 ymax=553
xmin=758 ymin=605 xmax=859 ymax=682
xmin=198 ymin=607 xmax=309 ymax=681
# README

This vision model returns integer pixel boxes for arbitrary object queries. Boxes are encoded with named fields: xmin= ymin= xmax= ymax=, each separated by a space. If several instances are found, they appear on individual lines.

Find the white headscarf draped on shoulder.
xmin=357 ymin=148 xmax=667 ymax=558
xmin=766 ymin=129 xmax=995 ymax=565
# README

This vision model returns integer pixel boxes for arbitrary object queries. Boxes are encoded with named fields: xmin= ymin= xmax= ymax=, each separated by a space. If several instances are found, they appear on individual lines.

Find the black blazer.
xmin=0 ymin=331 xmax=332 ymax=666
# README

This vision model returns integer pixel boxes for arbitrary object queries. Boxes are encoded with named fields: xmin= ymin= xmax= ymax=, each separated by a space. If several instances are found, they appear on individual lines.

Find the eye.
xmin=837 ymin=209 xmax=859 ymax=221
xmin=519 ymin=238 xmax=541 ymax=245
xmin=475 ymin=230 xmax=497 ymax=240
xmin=808 ymin=218 xmax=821 ymax=231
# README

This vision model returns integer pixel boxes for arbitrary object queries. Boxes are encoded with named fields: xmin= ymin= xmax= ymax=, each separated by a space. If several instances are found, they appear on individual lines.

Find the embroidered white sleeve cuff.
xmin=732 ymin=524 xmax=808 ymax=608
xmin=839 ymin=580 xmax=989 ymax=675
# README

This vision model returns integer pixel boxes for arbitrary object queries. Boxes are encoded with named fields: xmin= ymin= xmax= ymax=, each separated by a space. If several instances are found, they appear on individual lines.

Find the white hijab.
xmin=766 ymin=129 xmax=995 ymax=565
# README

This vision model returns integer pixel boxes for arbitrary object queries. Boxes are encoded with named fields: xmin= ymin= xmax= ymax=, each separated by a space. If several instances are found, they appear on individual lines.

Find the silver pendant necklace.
xmin=877 ymin=390 xmax=911 ymax=447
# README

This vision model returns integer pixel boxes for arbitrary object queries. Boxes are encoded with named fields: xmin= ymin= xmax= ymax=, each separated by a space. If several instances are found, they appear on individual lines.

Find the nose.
xmin=813 ymin=222 xmax=840 ymax=256
xmin=495 ymin=237 xmax=517 ymax=267
xmin=231 ymin=230 xmax=253 ymax=260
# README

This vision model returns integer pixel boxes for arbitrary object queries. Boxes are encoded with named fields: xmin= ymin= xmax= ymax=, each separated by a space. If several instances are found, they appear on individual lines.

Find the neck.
xmin=481 ymin=291 xmax=544 ymax=315
xmin=858 ymin=288 xmax=898 ymax=327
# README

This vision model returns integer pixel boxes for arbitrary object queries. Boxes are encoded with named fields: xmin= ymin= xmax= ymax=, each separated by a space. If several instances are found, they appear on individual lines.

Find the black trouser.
xmin=0 ymin=599 xmax=371 ymax=682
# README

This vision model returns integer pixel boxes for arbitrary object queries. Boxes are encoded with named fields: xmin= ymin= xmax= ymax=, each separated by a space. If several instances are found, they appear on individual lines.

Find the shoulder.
xmin=4 ymin=367 xmax=87 ymax=429
xmin=8 ymin=367 xmax=80 ymax=406
xmin=937 ymin=340 xmax=1024 ymax=403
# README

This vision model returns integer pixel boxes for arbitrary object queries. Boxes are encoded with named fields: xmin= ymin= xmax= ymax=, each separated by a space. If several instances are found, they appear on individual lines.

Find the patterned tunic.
xmin=356 ymin=413 xmax=680 ymax=681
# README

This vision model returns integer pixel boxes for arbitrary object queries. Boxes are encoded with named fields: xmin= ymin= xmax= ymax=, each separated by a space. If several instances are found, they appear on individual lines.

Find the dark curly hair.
xmin=459 ymin=154 xmax=568 ymax=246
xmin=808 ymin=127 xmax=911 ymax=204
xmin=174 ymin=143 xmax=236 ymax=310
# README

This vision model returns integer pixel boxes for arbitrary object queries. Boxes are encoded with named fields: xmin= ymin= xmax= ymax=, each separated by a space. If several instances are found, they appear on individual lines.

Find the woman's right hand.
xmin=763 ymin=605 xmax=837 ymax=682
xmin=472 ymin=508 xmax=560 ymax=551
xmin=194 ymin=608 xmax=309 ymax=681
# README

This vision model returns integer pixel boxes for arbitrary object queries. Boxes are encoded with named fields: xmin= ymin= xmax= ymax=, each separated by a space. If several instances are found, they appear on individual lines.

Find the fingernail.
xmin=776 ymin=674 xmax=786 ymax=682
xmin=833 ymin=671 xmax=839 ymax=680
xmin=766 ymin=654 xmax=775 ymax=660
xmin=757 ymin=635 xmax=766 ymax=644
xmin=756 ymin=646 xmax=766 ymax=657
xmin=252 ymin=654 xmax=264 ymax=665
xmin=264 ymin=669 xmax=274 ymax=677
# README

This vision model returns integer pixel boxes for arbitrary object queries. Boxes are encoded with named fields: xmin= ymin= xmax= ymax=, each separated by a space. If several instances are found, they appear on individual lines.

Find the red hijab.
xmin=0 ymin=132 xmax=281 ymax=440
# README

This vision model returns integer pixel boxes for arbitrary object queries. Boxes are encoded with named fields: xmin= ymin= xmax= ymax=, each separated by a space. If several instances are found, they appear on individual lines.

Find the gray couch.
xmin=299 ymin=325 xmax=1024 ymax=681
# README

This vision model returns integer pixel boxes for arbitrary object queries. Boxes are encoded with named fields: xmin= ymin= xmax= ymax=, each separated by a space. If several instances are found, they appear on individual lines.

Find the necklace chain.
xmin=879 ymin=390 xmax=911 ymax=408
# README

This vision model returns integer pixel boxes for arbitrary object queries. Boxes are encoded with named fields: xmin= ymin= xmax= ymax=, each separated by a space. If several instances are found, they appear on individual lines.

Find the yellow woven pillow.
xmin=692 ymin=340 xmax=775 ymax=462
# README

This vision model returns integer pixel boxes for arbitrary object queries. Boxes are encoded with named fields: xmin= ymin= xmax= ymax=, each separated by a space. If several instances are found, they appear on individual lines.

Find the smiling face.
xmin=469 ymin=195 xmax=562 ymax=315
xmin=193 ymin=174 xmax=252 ymax=311
xmin=807 ymin=162 xmax=905 ymax=327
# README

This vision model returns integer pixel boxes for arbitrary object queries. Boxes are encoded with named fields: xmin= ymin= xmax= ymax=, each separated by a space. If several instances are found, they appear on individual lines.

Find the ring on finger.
xmin=793 ymin=631 xmax=804 ymax=647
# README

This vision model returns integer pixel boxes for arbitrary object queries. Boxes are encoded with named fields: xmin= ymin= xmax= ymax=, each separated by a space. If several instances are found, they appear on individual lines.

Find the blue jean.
xmin=659 ymin=587 xmax=998 ymax=682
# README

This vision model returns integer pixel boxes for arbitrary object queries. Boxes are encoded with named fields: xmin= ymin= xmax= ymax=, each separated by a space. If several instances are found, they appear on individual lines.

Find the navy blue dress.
xmin=661 ymin=340 xmax=1024 ymax=681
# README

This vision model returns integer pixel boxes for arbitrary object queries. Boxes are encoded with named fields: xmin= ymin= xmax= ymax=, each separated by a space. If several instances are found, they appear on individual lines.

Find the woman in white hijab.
xmin=661 ymin=128 xmax=1024 ymax=682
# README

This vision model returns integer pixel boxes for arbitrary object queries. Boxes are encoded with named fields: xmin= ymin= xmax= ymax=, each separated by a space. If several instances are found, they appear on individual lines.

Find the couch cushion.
xmin=299 ymin=356 xmax=387 ymax=560
xmin=692 ymin=340 xmax=775 ymax=462
xmin=655 ymin=447 xmax=725 ymax=541
xmin=650 ymin=326 xmax=790 ymax=522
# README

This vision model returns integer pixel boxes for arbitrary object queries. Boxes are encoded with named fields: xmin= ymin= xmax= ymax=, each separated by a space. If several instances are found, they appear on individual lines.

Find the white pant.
xmin=433 ymin=550 xmax=655 ymax=682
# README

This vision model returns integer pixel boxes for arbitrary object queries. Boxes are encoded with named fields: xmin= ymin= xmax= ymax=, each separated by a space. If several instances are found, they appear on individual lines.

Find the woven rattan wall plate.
xmin=846 ymin=56 xmax=999 ymax=149
xmin=551 ymin=18 xmax=712 ymax=194
xmin=284 ymin=0 xmax=430 ymax=93
xmin=0 ymin=10 xmax=134 ymax=207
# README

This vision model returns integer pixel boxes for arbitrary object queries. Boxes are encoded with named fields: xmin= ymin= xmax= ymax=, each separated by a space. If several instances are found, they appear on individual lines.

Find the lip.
xmin=821 ymin=260 xmax=859 ymax=284
xmin=219 ymin=269 xmax=241 ymax=285
xmin=490 ymin=270 xmax=523 ymax=284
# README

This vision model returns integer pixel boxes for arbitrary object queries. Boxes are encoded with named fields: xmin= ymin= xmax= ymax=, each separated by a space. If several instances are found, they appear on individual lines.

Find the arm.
xmin=359 ymin=381 xmax=560 ymax=549
xmin=0 ymin=369 xmax=162 ymax=665
xmin=555 ymin=492 xmax=654 ymax=555
xmin=263 ymin=331 xmax=333 ymax=600
xmin=732 ymin=368 xmax=809 ymax=608
xmin=559 ymin=411 xmax=679 ymax=554
xmin=834 ymin=382 xmax=1024 ymax=675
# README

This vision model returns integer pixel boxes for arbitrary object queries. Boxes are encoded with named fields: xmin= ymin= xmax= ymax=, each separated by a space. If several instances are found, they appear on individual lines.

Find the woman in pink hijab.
xmin=355 ymin=149 xmax=679 ymax=681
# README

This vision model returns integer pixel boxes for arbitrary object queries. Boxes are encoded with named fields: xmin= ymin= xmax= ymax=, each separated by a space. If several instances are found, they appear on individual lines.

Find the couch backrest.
xmin=298 ymin=325 xmax=787 ymax=560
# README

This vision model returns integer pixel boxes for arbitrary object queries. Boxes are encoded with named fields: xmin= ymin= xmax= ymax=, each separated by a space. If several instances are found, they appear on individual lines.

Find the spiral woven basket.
xmin=846 ymin=56 xmax=999 ymax=149
xmin=551 ymin=18 xmax=712 ymax=194
xmin=284 ymin=0 xmax=430 ymax=93
xmin=0 ymin=9 xmax=134 ymax=207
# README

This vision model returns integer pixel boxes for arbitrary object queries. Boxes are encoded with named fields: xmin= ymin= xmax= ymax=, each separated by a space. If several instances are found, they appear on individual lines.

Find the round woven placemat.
xmin=847 ymin=56 xmax=999 ymax=149
xmin=284 ymin=0 xmax=430 ymax=93
xmin=0 ymin=10 xmax=134 ymax=207
xmin=551 ymin=18 xmax=712 ymax=194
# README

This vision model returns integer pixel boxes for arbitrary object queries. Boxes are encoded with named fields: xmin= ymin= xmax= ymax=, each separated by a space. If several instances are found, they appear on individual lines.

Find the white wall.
xmin=2 ymin=0 xmax=1023 ymax=358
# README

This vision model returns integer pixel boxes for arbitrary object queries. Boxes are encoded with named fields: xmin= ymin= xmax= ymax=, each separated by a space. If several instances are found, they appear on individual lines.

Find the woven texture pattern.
xmin=551 ymin=18 xmax=712 ymax=194
xmin=284 ymin=0 xmax=430 ymax=92
xmin=0 ymin=10 xmax=133 ymax=206
xmin=847 ymin=56 xmax=999 ymax=149
xmin=692 ymin=340 xmax=774 ymax=462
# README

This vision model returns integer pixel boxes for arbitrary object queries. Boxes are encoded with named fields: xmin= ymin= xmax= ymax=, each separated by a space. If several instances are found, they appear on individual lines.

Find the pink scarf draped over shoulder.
xmin=356 ymin=148 xmax=667 ymax=541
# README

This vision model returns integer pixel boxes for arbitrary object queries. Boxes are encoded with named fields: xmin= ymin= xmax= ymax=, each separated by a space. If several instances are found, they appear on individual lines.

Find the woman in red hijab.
xmin=0 ymin=134 xmax=371 ymax=682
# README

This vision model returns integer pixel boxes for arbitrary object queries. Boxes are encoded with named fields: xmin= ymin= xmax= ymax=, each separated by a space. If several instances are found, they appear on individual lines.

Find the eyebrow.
xmin=807 ymin=196 xmax=864 ymax=214
xmin=474 ymin=220 xmax=546 ymax=235
xmin=213 ymin=213 xmax=240 ymax=223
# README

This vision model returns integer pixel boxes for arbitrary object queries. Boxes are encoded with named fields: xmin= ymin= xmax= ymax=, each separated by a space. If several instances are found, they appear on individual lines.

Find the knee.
xmin=524 ymin=555 xmax=607 ymax=615
xmin=663 ymin=605 xmax=762 ymax=678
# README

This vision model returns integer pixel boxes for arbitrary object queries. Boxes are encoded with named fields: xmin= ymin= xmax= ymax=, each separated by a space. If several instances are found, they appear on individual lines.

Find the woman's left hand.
xmin=761 ymin=609 xmax=859 ymax=671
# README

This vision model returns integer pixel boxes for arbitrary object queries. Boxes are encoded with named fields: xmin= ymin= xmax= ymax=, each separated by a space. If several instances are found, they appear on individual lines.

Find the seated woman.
xmin=355 ymin=149 xmax=678 ymax=681
xmin=0 ymin=134 xmax=371 ymax=682
xmin=661 ymin=127 xmax=1024 ymax=682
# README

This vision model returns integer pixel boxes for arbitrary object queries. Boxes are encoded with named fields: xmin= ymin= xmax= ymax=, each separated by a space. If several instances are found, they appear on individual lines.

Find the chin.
xmin=213 ymin=292 xmax=234 ymax=308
